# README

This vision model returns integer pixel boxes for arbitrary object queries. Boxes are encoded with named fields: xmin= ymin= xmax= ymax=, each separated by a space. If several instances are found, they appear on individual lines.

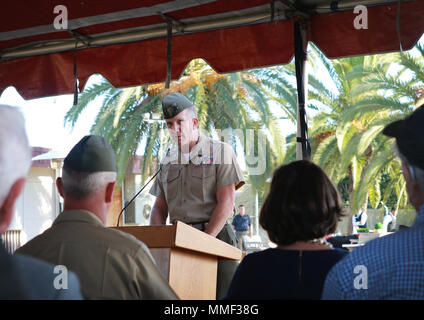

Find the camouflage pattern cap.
xmin=64 ymin=135 xmax=117 ymax=172
xmin=162 ymin=93 xmax=194 ymax=119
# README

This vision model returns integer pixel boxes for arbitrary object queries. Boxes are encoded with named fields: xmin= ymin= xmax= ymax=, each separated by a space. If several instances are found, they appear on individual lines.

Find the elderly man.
xmin=0 ymin=105 xmax=82 ymax=299
xmin=17 ymin=135 xmax=178 ymax=300
xmin=322 ymin=105 xmax=424 ymax=299
xmin=149 ymin=93 xmax=245 ymax=299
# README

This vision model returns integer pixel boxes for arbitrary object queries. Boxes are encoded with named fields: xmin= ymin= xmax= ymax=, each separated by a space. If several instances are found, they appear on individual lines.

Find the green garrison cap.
xmin=64 ymin=135 xmax=117 ymax=172
xmin=162 ymin=93 xmax=194 ymax=119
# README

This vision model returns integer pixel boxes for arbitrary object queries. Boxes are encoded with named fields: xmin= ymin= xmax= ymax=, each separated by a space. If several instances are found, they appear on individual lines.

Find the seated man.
xmin=16 ymin=135 xmax=178 ymax=300
xmin=0 ymin=105 xmax=82 ymax=299
xmin=322 ymin=105 xmax=424 ymax=299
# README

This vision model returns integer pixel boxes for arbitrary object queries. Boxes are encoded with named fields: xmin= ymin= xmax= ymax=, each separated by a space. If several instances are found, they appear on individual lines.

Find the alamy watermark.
xmin=353 ymin=265 xmax=368 ymax=290
xmin=353 ymin=5 xmax=368 ymax=30
xmin=53 ymin=5 xmax=68 ymax=30
xmin=160 ymin=128 xmax=268 ymax=176
xmin=53 ymin=265 xmax=68 ymax=290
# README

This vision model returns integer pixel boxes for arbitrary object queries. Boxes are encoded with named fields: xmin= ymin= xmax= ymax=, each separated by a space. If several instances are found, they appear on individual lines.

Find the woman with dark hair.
xmin=225 ymin=160 xmax=348 ymax=300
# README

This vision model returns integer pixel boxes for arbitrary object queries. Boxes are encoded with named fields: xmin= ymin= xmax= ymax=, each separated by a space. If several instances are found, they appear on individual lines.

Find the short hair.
xmin=188 ymin=106 xmax=197 ymax=119
xmin=0 ymin=105 xmax=31 ymax=204
xmin=394 ymin=141 xmax=424 ymax=192
xmin=259 ymin=160 xmax=344 ymax=246
xmin=238 ymin=204 xmax=244 ymax=208
xmin=61 ymin=165 xmax=116 ymax=199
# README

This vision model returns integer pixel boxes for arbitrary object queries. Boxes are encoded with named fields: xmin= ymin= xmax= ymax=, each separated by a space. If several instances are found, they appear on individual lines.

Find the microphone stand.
xmin=116 ymin=148 xmax=170 ymax=227
xmin=116 ymin=167 xmax=162 ymax=227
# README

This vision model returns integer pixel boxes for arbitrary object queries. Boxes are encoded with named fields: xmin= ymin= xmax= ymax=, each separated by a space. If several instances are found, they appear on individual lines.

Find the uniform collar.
xmin=53 ymin=210 xmax=104 ymax=227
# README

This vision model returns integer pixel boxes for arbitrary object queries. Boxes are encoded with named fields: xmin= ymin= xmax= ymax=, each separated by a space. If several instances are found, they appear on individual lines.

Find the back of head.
xmin=61 ymin=168 xmax=117 ymax=199
xmin=61 ymin=135 xmax=117 ymax=199
xmin=383 ymin=105 xmax=424 ymax=171
xmin=259 ymin=160 xmax=344 ymax=246
xmin=0 ymin=105 xmax=31 ymax=205
xmin=383 ymin=105 xmax=424 ymax=192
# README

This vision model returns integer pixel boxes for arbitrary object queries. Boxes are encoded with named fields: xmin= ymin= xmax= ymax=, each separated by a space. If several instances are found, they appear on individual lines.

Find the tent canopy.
xmin=0 ymin=0 xmax=424 ymax=100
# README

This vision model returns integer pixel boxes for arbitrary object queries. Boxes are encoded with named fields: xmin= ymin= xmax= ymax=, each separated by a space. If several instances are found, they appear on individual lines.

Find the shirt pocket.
xmin=163 ymin=167 xmax=180 ymax=200
xmin=190 ymin=165 xmax=215 ymax=200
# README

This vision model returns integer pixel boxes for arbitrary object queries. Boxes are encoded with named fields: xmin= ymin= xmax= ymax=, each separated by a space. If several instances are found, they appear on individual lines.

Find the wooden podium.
xmin=113 ymin=222 xmax=242 ymax=300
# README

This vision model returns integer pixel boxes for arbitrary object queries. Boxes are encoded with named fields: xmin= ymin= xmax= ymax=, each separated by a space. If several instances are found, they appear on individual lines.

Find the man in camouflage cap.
xmin=17 ymin=135 xmax=178 ymax=300
xmin=150 ymin=92 xmax=245 ymax=299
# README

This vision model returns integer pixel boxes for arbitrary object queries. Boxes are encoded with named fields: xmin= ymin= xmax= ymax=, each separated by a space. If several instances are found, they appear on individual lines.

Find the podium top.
xmin=112 ymin=221 xmax=242 ymax=260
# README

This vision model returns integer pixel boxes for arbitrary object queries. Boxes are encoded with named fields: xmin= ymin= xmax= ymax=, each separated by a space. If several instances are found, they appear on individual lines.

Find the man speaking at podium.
xmin=149 ymin=93 xmax=245 ymax=299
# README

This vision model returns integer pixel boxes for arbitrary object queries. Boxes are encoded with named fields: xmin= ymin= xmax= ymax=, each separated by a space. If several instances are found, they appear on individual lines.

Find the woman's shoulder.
xmin=242 ymin=248 xmax=299 ymax=262
xmin=304 ymin=248 xmax=349 ymax=264
xmin=242 ymin=247 xmax=348 ymax=260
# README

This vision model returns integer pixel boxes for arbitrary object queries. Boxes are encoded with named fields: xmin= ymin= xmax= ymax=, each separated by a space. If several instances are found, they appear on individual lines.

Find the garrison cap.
xmin=162 ymin=93 xmax=194 ymax=119
xmin=64 ymin=135 xmax=117 ymax=172
xmin=383 ymin=104 xmax=424 ymax=170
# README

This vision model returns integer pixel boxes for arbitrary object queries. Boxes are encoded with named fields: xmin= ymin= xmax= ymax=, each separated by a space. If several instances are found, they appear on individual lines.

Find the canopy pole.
xmin=294 ymin=19 xmax=311 ymax=161
xmin=165 ymin=19 xmax=172 ymax=89
xmin=73 ymin=40 xmax=79 ymax=106
xmin=68 ymin=31 xmax=91 ymax=106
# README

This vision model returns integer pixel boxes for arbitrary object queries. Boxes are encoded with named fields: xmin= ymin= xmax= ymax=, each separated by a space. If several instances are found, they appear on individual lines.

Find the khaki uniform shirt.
xmin=16 ymin=210 xmax=178 ymax=300
xmin=149 ymin=134 xmax=245 ymax=223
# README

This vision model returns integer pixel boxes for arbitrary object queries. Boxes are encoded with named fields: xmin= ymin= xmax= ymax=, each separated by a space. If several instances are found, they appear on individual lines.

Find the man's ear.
xmin=192 ymin=117 xmax=198 ymax=129
xmin=105 ymin=181 xmax=116 ymax=203
xmin=0 ymin=178 xmax=26 ymax=234
xmin=56 ymin=177 xmax=64 ymax=198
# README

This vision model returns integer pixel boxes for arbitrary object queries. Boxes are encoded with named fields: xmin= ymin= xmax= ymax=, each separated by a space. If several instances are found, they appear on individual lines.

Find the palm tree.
xmin=309 ymin=37 xmax=424 ymax=234
xmin=64 ymin=59 xmax=297 ymax=199
xmin=305 ymin=45 xmax=409 ymax=233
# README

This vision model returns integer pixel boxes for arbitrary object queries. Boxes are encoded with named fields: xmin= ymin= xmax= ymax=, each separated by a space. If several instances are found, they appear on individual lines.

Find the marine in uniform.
xmin=149 ymin=93 xmax=245 ymax=299
xmin=16 ymin=135 xmax=178 ymax=300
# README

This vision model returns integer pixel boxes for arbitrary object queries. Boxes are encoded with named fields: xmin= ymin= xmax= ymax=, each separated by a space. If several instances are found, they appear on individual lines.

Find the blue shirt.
xmin=0 ymin=241 xmax=82 ymax=299
xmin=225 ymin=248 xmax=348 ymax=300
xmin=232 ymin=214 xmax=251 ymax=231
xmin=322 ymin=204 xmax=424 ymax=300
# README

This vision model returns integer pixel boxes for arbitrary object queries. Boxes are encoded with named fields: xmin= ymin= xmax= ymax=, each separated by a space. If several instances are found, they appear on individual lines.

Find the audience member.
xmin=225 ymin=160 xmax=347 ymax=300
xmin=322 ymin=105 xmax=424 ymax=299
xmin=0 ymin=105 xmax=82 ymax=299
xmin=382 ymin=206 xmax=397 ymax=233
xmin=352 ymin=209 xmax=367 ymax=234
xmin=16 ymin=135 xmax=179 ymax=300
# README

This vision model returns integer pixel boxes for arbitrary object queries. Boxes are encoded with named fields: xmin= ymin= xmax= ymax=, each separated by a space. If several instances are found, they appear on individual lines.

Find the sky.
xmin=0 ymin=76 xmax=103 ymax=156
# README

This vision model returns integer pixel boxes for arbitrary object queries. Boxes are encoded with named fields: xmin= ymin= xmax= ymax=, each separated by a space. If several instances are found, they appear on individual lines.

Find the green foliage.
xmin=65 ymin=59 xmax=299 ymax=195
xmin=63 ymin=39 xmax=424 ymax=225
xmin=374 ymin=222 xmax=383 ymax=230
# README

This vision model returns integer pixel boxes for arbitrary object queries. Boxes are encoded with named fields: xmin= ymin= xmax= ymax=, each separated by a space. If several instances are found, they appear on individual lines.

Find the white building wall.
xmin=9 ymin=167 xmax=58 ymax=245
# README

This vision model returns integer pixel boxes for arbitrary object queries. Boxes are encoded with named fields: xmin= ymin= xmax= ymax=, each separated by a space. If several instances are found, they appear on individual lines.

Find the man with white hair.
xmin=322 ymin=105 xmax=424 ymax=299
xmin=0 ymin=104 xmax=82 ymax=299
xmin=17 ymin=135 xmax=178 ymax=300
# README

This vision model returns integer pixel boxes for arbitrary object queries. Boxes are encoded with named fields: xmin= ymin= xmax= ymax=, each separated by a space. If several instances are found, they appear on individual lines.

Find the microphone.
xmin=116 ymin=147 xmax=170 ymax=227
